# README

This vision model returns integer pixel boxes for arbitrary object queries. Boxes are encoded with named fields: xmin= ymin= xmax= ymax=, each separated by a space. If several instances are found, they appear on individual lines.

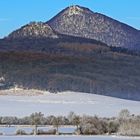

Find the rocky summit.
xmin=8 ymin=22 xmax=58 ymax=39
xmin=48 ymin=5 xmax=140 ymax=50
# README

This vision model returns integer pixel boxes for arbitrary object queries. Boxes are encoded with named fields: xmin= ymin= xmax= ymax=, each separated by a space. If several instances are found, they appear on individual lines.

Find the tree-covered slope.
xmin=0 ymin=39 xmax=140 ymax=100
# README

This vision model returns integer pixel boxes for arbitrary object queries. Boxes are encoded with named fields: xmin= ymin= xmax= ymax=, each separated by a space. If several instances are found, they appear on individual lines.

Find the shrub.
xmin=16 ymin=129 xmax=27 ymax=135
xmin=37 ymin=129 xmax=56 ymax=135
xmin=107 ymin=120 xmax=119 ymax=134
xmin=118 ymin=118 xmax=140 ymax=136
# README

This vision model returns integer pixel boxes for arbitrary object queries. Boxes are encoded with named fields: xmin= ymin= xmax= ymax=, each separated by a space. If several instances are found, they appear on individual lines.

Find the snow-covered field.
xmin=0 ymin=135 xmax=139 ymax=140
xmin=0 ymin=126 xmax=76 ymax=135
xmin=0 ymin=90 xmax=139 ymax=117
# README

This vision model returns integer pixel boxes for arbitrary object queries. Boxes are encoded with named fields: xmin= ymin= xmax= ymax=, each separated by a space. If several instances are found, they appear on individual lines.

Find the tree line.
xmin=0 ymin=109 xmax=140 ymax=136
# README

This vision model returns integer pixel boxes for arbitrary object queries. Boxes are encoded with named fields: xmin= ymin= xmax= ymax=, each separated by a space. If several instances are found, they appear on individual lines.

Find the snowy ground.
xmin=0 ymin=90 xmax=139 ymax=117
xmin=0 ymin=135 xmax=140 ymax=140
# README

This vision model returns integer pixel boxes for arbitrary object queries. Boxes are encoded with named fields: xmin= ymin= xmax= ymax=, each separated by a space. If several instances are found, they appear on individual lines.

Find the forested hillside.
xmin=0 ymin=38 xmax=140 ymax=100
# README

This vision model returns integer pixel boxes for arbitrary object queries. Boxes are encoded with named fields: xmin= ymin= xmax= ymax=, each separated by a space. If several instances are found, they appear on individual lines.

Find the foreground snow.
xmin=0 ymin=135 xmax=140 ymax=140
xmin=0 ymin=91 xmax=140 ymax=117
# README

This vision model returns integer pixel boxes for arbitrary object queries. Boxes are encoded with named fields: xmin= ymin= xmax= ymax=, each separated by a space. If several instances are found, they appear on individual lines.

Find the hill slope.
xmin=0 ymin=39 xmax=140 ymax=100
xmin=0 ymin=91 xmax=140 ymax=117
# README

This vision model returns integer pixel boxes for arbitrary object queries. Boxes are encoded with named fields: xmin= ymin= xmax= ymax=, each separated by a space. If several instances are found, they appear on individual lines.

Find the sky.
xmin=0 ymin=0 xmax=140 ymax=38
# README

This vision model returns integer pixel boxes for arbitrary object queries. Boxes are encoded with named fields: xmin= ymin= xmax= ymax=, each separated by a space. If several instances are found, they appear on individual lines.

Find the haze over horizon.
xmin=0 ymin=0 xmax=140 ymax=39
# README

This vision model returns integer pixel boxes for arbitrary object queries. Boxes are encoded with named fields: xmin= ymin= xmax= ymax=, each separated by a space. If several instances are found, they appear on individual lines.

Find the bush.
xmin=0 ymin=132 xmax=3 ymax=135
xmin=80 ymin=115 xmax=108 ymax=135
xmin=16 ymin=129 xmax=28 ymax=135
xmin=107 ymin=120 xmax=119 ymax=134
xmin=118 ymin=118 xmax=140 ymax=136
xmin=80 ymin=123 xmax=100 ymax=135
xmin=37 ymin=129 xmax=56 ymax=135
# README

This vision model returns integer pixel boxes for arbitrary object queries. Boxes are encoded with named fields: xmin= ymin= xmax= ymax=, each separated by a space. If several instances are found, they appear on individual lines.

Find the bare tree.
xmin=72 ymin=115 xmax=81 ymax=132
xmin=52 ymin=116 xmax=63 ymax=135
xmin=67 ymin=111 xmax=75 ymax=124
xmin=30 ymin=112 xmax=44 ymax=135
xmin=119 ymin=109 xmax=130 ymax=120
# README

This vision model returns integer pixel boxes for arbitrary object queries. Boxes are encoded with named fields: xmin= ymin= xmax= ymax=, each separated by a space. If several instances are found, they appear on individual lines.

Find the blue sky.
xmin=0 ymin=0 xmax=140 ymax=38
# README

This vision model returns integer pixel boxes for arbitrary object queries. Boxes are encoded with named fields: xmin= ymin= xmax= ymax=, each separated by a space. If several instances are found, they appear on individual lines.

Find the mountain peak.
xmin=62 ymin=5 xmax=93 ymax=16
xmin=48 ymin=5 xmax=140 ymax=50
xmin=66 ymin=5 xmax=84 ymax=15
xmin=7 ymin=22 xmax=58 ymax=39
